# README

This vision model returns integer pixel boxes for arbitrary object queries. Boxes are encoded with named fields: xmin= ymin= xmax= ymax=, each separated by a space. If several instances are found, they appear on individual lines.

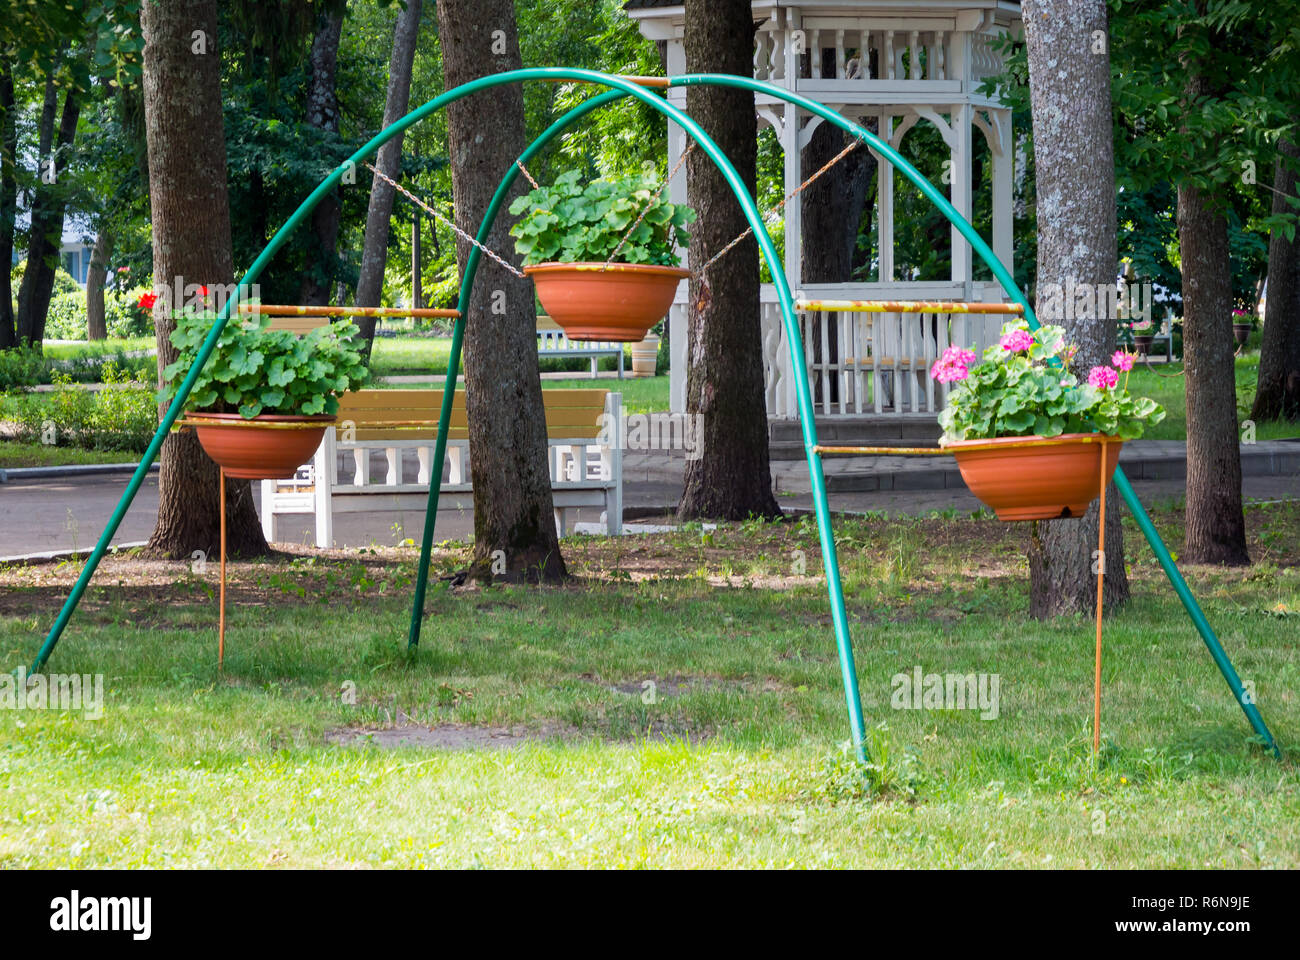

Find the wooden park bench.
xmin=259 ymin=387 xmax=623 ymax=547
xmin=256 ymin=311 xmax=622 ymax=547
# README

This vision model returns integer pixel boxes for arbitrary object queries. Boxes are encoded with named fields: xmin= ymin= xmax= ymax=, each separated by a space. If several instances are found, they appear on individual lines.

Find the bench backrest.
xmin=333 ymin=388 xmax=609 ymax=442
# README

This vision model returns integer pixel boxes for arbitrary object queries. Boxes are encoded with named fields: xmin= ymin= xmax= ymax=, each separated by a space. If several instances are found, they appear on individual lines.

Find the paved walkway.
xmin=1 ymin=447 xmax=1296 ymax=559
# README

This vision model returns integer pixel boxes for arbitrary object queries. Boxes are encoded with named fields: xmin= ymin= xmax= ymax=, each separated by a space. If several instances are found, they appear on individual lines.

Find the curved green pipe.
xmin=31 ymin=67 xmax=1277 ymax=761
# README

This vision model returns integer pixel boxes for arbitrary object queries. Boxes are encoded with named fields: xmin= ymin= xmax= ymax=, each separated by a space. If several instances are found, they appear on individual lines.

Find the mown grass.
xmin=0 ymin=501 xmax=1297 ymax=868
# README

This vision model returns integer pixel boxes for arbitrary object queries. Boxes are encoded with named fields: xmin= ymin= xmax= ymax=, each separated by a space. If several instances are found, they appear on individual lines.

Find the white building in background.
xmin=625 ymin=0 xmax=1022 ymax=423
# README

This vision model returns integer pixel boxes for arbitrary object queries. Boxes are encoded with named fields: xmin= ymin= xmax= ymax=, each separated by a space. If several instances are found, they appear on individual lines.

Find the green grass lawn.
xmin=1129 ymin=353 xmax=1298 ymax=442
xmin=1 ymin=501 xmax=1296 ymax=868
xmin=0 ymin=441 xmax=143 ymax=471
xmin=41 ymin=338 xmax=154 ymax=360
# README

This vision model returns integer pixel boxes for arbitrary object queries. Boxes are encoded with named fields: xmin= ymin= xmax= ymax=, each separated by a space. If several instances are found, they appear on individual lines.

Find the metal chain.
xmin=603 ymin=141 xmax=697 ymax=270
xmin=365 ymin=162 xmax=526 ymax=279
xmin=695 ymin=137 xmax=862 ymax=280
xmin=515 ymin=158 xmax=541 ymax=190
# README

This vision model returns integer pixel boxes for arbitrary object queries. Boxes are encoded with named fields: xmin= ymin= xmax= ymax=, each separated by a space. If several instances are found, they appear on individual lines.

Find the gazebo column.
xmin=950 ymin=102 xmax=973 ymax=292
xmin=876 ymin=111 xmax=894 ymax=281
xmin=990 ymin=108 xmax=1013 ymax=273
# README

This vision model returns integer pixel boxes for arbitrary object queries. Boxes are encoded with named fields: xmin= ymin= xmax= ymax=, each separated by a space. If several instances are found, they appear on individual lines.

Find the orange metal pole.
xmin=1094 ymin=441 xmax=1107 ymax=755
xmin=219 ymin=468 xmax=226 ymax=671
xmin=795 ymin=299 xmax=1025 ymax=315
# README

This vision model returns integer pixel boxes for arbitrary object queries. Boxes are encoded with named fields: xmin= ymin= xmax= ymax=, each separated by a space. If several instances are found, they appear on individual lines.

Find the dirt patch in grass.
xmin=326 ymin=721 xmax=578 ymax=751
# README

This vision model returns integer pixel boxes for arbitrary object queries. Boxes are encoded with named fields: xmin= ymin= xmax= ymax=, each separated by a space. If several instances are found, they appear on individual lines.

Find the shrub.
xmin=42 ymin=288 xmax=153 ymax=341
xmin=3 ymin=362 xmax=156 ymax=453
xmin=0 ymin=347 xmax=47 ymax=391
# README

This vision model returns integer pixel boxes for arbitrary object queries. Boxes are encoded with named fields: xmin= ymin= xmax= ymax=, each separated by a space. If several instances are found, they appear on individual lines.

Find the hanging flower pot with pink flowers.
xmin=934 ymin=322 xmax=1166 ymax=521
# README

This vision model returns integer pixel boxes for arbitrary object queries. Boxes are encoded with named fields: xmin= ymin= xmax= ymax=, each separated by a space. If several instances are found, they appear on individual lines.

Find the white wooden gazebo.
xmin=625 ymin=0 xmax=1023 ymax=423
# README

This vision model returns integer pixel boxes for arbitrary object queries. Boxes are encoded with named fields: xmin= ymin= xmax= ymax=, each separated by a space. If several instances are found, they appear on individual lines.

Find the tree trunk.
xmin=435 ymin=0 xmax=566 ymax=582
xmin=354 ymin=0 xmax=421 ymax=353
xmin=0 ymin=61 xmax=17 ymax=348
xmin=141 ymin=0 xmax=267 ymax=560
xmin=1176 ymin=22 xmax=1250 ymax=566
xmin=16 ymin=83 xmax=80 ymax=347
xmin=801 ymin=51 xmax=875 ymax=407
xmin=86 ymin=228 xmax=113 ymax=340
xmin=1251 ymin=141 xmax=1300 ymax=422
xmin=297 ymin=8 xmax=345 ymax=306
xmin=1022 ymin=0 xmax=1130 ymax=616
xmin=1178 ymin=182 xmax=1250 ymax=564
xmin=677 ymin=0 xmax=781 ymax=522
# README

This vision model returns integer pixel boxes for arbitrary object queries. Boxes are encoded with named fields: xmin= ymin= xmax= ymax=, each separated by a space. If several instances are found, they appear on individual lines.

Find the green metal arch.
xmin=29 ymin=67 xmax=1277 ymax=761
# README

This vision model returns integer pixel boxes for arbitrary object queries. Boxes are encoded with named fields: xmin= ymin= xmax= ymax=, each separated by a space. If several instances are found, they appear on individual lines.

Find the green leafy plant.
xmin=160 ymin=309 xmax=370 ymax=418
xmin=936 ymin=321 xmax=1166 ymax=444
xmin=507 ymin=166 xmax=695 ymax=267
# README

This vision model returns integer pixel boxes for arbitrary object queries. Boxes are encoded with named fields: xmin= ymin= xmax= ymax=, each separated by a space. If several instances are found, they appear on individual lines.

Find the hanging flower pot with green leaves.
xmin=935 ymin=322 xmax=1166 ymax=521
xmin=160 ymin=307 xmax=370 ymax=479
xmin=509 ymin=167 xmax=695 ymax=342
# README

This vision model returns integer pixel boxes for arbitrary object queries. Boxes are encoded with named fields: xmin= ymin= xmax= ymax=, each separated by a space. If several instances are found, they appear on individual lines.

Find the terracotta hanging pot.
xmin=523 ymin=262 xmax=689 ymax=342
xmin=943 ymin=433 xmax=1123 ymax=522
xmin=1232 ymin=323 xmax=1252 ymax=347
xmin=188 ymin=413 xmax=336 ymax=480
xmin=1133 ymin=334 xmax=1154 ymax=356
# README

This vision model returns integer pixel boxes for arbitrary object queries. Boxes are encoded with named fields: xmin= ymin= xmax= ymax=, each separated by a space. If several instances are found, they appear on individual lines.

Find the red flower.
xmin=198 ymin=284 xmax=209 ymax=296
xmin=137 ymin=292 xmax=158 ymax=310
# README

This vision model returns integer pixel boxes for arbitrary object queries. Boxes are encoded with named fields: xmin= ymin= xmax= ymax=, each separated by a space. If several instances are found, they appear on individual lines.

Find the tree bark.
xmin=677 ymin=0 xmax=781 ymax=522
xmin=1251 ymin=141 xmax=1300 ymax=422
xmin=354 ymin=0 xmax=421 ymax=352
xmin=1178 ymin=182 xmax=1250 ymax=564
xmin=297 ymin=7 xmax=345 ymax=306
xmin=1176 ymin=18 xmax=1250 ymax=566
xmin=1022 ymin=0 xmax=1130 ymax=616
xmin=141 ymin=0 xmax=267 ymax=560
xmin=16 ymin=81 xmax=80 ymax=347
xmin=435 ymin=0 xmax=566 ymax=582
xmin=0 ymin=61 xmax=17 ymax=348
xmin=801 ymin=50 xmax=875 ymax=407
xmin=86 ymin=228 xmax=113 ymax=340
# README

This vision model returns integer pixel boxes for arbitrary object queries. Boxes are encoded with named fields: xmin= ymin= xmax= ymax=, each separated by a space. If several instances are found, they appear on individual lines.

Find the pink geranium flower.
xmin=999 ymin=330 xmax=1035 ymax=353
xmin=931 ymin=346 xmax=977 ymax=383
xmin=1112 ymin=350 xmax=1134 ymax=372
xmin=1088 ymin=366 xmax=1118 ymax=389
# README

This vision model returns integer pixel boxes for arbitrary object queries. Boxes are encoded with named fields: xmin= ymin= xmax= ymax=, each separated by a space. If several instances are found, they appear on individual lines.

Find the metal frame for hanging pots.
xmin=943 ymin=432 xmax=1123 ymax=522
xmin=186 ymin=413 xmax=337 ymax=480
xmin=523 ymin=262 xmax=689 ymax=342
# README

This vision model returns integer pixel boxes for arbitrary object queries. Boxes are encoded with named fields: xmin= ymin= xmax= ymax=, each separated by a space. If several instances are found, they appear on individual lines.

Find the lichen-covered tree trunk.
xmin=354 ymin=0 xmax=421 ymax=354
xmin=677 ymin=0 xmax=781 ymax=522
xmin=435 ymin=0 xmax=565 ymax=582
xmin=1022 ymin=0 xmax=1129 ymax=616
xmin=141 ymin=0 xmax=266 ymax=559
xmin=1251 ymin=141 xmax=1300 ymax=423
xmin=298 ymin=8 xmax=346 ymax=307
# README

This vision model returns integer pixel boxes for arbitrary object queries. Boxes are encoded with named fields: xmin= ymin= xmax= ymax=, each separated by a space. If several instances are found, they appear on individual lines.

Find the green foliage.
xmin=0 ymin=347 xmax=47 ymax=391
xmin=508 ymin=167 xmax=695 ymax=266
xmin=161 ymin=309 xmax=370 ymax=418
xmin=937 ymin=321 xmax=1166 ymax=443
xmin=2 ymin=362 xmax=156 ymax=453
xmin=42 ymin=287 xmax=153 ymax=341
